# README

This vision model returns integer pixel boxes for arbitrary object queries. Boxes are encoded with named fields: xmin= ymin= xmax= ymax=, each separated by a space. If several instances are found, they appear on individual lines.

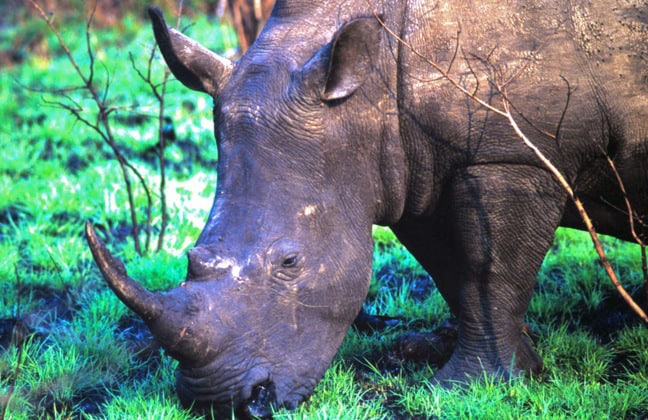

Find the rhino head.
xmin=87 ymin=5 xmax=398 ymax=417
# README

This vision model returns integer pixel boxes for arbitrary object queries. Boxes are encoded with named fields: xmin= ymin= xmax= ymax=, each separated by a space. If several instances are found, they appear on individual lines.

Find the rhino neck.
xmin=252 ymin=0 xmax=413 ymax=226
xmin=371 ymin=90 xmax=409 ymax=226
xmin=362 ymin=5 xmax=411 ymax=226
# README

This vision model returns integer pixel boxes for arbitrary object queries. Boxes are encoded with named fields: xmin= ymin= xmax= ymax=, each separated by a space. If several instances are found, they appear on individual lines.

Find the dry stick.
xmin=503 ymin=101 xmax=648 ymax=323
xmin=130 ymin=42 xmax=175 ymax=253
xmin=176 ymin=0 xmax=185 ymax=28
xmin=604 ymin=156 xmax=648 ymax=303
xmin=604 ymin=156 xmax=647 ymax=247
xmin=155 ymin=75 xmax=170 ymax=253
xmin=134 ymin=0 xmax=184 ymax=253
xmin=129 ymin=48 xmax=162 ymax=253
xmin=156 ymin=0 xmax=188 ymax=252
xmin=366 ymin=0 xmax=648 ymax=322
xmin=29 ymin=0 xmax=155 ymax=255
xmin=366 ymin=9 xmax=507 ymax=119
xmin=44 ymin=92 xmax=153 ymax=256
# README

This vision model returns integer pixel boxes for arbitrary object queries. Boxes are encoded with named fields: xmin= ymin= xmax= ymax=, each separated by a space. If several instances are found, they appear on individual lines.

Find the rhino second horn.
xmin=85 ymin=221 xmax=163 ymax=322
xmin=148 ymin=6 xmax=233 ymax=96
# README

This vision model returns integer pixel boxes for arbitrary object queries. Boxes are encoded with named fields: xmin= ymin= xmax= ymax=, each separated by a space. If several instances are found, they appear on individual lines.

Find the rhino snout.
xmin=187 ymin=246 xmax=245 ymax=281
xmin=239 ymin=381 xmax=277 ymax=419
xmin=176 ymin=363 xmax=280 ymax=419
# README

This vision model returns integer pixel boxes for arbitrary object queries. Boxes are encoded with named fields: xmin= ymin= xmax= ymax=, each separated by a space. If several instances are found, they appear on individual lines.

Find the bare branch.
xmin=85 ymin=2 xmax=98 ymax=88
xmin=176 ymin=0 xmax=185 ymax=28
xmin=28 ymin=1 xmax=89 ymax=86
xmin=128 ymin=26 xmax=176 ymax=252
xmin=604 ymin=155 xmax=648 ymax=302
xmin=604 ymin=156 xmax=647 ymax=247
xmin=27 ymin=0 xmax=165 ymax=255
xmin=446 ymin=25 xmax=461 ymax=75
xmin=502 ymin=99 xmax=648 ymax=323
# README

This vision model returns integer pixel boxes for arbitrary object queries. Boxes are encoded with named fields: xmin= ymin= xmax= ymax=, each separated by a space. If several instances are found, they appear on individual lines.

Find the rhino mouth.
xmin=176 ymin=363 xmax=282 ymax=419
xmin=239 ymin=381 xmax=277 ymax=419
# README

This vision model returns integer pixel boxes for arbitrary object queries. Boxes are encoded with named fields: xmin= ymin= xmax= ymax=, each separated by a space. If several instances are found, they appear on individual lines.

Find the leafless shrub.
xmin=27 ymin=0 xmax=182 ymax=256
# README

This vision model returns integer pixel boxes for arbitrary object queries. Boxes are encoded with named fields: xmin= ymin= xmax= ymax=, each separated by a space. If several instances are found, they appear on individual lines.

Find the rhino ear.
xmin=148 ymin=7 xmax=233 ymax=96
xmin=305 ymin=17 xmax=382 ymax=101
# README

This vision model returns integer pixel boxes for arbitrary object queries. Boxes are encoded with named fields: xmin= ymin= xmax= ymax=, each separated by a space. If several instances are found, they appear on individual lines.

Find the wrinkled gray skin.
xmin=86 ymin=0 xmax=648 ymax=417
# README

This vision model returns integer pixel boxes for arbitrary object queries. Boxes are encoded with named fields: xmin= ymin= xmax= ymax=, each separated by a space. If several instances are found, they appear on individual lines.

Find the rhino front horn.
xmin=85 ymin=221 xmax=163 ymax=322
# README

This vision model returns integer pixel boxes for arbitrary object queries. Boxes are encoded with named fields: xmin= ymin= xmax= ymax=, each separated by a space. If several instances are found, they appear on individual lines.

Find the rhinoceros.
xmin=86 ymin=0 xmax=648 ymax=417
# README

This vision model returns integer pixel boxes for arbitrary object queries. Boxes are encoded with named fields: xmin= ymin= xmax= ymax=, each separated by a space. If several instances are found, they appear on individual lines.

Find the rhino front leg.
xmin=392 ymin=202 xmax=465 ymax=317
xmin=432 ymin=164 xmax=566 ymax=384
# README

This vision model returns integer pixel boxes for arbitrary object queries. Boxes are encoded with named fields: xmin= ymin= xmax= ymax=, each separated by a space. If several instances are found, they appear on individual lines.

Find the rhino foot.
xmin=432 ymin=329 xmax=543 ymax=388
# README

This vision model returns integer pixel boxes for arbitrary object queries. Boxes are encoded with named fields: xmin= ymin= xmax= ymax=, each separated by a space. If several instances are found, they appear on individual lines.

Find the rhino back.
xmin=569 ymin=1 xmax=648 ymax=220
xmin=395 ymin=0 xmax=647 ymax=221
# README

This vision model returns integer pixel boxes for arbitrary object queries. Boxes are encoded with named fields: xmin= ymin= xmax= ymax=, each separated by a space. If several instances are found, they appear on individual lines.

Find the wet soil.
xmin=580 ymin=288 xmax=647 ymax=343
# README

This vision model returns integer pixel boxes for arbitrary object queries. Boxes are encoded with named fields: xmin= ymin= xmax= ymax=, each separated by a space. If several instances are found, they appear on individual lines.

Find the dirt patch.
xmin=72 ymin=386 xmax=110 ymax=416
xmin=0 ymin=318 xmax=31 ymax=350
xmin=397 ymin=318 xmax=458 ymax=366
xmin=374 ymin=265 xmax=435 ymax=302
xmin=116 ymin=315 xmax=161 ymax=367
xmin=581 ymin=288 xmax=647 ymax=343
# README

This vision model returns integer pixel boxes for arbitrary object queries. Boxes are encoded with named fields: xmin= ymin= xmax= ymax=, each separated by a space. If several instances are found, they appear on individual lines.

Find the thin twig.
xmin=129 ymin=40 xmax=172 ymax=253
xmin=503 ymin=100 xmax=648 ymax=323
xmin=446 ymin=24 xmax=461 ymax=76
xmin=604 ymin=155 xmax=648 ymax=306
xmin=157 ymin=0 xmax=185 ymax=251
xmin=604 ymin=156 xmax=646 ymax=247
xmin=156 ymin=73 xmax=170 ymax=252
xmin=365 ymin=3 xmax=507 ymax=117
xmin=554 ymin=76 xmax=572 ymax=142
xmin=176 ymin=0 xmax=185 ymax=28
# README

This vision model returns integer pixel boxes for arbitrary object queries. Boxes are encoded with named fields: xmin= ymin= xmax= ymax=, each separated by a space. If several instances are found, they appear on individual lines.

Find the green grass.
xmin=1 ymin=5 xmax=647 ymax=419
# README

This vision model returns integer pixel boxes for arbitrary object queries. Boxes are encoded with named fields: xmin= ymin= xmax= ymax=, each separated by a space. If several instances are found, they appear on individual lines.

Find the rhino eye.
xmin=266 ymin=238 xmax=304 ymax=280
xmin=281 ymin=254 xmax=298 ymax=268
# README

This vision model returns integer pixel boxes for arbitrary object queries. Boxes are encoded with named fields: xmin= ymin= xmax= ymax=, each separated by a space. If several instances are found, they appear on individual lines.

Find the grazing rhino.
xmin=86 ymin=0 xmax=648 ymax=417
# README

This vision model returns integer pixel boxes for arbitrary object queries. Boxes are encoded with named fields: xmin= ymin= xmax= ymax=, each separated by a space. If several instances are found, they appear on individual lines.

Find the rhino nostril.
xmin=239 ymin=381 xmax=276 ymax=419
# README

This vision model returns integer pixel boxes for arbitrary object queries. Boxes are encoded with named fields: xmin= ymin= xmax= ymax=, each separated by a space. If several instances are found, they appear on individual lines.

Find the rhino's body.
xmin=87 ymin=0 xmax=648 ymax=417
